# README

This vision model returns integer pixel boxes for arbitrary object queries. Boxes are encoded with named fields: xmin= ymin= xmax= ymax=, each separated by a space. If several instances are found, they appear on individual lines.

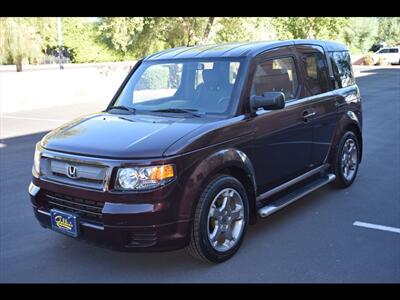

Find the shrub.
xmin=377 ymin=57 xmax=389 ymax=66
xmin=363 ymin=53 xmax=375 ymax=65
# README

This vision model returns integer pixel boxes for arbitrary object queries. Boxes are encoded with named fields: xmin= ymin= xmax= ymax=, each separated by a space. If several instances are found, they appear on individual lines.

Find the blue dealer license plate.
xmin=50 ymin=209 xmax=79 ymax=237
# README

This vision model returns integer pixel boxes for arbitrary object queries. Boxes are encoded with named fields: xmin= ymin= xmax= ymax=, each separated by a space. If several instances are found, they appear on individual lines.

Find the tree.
xmin=97 ymin=17 xmax=218 ymax=59
xmin=201 ymin=17 xmax=215 ymax=44
xmin=98 ymin=17 xmax=144 ymax=52
xmin=377 ymin=17 xmax=400 ymax=46
xmin=60 ymin=17 xmax=121 ymax=63
xmin=213 ymin=17 xmax=276 ymax=43
xmin=0 ymin=17 xmax=43 ymax=71
xmin=341 ymin=18 xmax=379 ymax=53
xmin=273 ymin=17 xmax=349 ymax=40
xmin=153 ymin=17 xmax=215 ymax=47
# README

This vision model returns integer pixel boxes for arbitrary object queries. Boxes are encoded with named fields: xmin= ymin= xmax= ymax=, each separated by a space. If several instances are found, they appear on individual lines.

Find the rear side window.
xmin=390 ymin=48 xmax=399 ymax=53
xmin=251 ymin=56 xmax=298 ymax=101
xmin=329 ymin=51 xmax=355 ymax=88
xmin=302 ymin=52 xmax=330 ymax=95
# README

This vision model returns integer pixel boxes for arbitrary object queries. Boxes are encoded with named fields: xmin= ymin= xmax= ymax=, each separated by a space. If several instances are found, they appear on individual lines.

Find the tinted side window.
xmin=329 ymin=51 xmax=355 ymax=88
xmin=251 ymin=57 xmax=298 ymax=101
xmin=303 ymin=52 xmax=330 ymax=95
xmin=390 ymin=48 xmax=399 ymax=53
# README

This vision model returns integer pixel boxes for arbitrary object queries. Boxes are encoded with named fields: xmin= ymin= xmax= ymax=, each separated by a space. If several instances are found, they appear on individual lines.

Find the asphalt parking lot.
xmin=0 ymin=67 xmax=399 ymax=283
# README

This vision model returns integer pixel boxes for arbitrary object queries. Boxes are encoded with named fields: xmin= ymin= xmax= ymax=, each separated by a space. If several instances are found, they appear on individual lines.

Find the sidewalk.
xmin=0 ymin=61 xmax=135 ymax=114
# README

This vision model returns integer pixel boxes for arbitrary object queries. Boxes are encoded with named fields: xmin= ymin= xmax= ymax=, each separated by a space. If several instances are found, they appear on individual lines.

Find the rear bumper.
xmin=29 ymin=182 xmax=191 ymax=252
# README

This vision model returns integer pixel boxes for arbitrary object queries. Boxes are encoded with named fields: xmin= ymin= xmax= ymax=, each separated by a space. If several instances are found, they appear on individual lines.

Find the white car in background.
xmin=372 ymin=47 xmax=400 ymax=65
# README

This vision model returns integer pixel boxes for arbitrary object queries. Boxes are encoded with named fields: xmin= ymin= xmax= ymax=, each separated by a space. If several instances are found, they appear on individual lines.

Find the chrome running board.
xmin=257 ymin=173 xmax=336 ymax=218
xmin=256 ymin=164 xmax=330 ymax=202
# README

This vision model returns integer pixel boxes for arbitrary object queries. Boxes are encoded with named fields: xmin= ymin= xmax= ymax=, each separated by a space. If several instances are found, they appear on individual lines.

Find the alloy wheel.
xmin=207 ymin=188 xmax=245 ymax=252
xmin=341 ymin=138 xmax=358 ymax=181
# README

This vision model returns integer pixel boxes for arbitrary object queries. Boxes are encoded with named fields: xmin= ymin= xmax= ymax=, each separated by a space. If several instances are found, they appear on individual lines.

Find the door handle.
xmin=302 ymin=110 xmax=316 ymax=121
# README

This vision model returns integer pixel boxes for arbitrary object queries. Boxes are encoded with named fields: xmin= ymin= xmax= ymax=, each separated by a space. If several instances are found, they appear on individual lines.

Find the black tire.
xmin=186 ymin=174 xmax=249 ymax=263
xmin=332 ymin=131 xmax=360 ymax=188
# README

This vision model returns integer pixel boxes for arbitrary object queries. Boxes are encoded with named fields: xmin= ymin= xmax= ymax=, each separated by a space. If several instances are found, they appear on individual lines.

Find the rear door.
xmin=295 ymin=44 xmax=339 ymax=167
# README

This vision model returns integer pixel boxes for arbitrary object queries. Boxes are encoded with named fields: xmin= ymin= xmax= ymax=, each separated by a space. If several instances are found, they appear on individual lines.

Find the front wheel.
xmin=332 ymin=131 xmax=360 ymax=188
xmin=186 ymin=175 xmax=249 ymax=263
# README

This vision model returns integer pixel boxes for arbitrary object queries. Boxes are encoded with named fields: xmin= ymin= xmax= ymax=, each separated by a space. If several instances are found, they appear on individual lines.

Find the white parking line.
xmin=353 ymin=221 xmax=400 ymax=234
xmin=1 ymin=115 xmax=67 ymax=122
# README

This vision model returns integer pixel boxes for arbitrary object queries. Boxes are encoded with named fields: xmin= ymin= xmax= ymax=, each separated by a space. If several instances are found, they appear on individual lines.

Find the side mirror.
xmin=250 ymin=91 xmax=285 ymax=111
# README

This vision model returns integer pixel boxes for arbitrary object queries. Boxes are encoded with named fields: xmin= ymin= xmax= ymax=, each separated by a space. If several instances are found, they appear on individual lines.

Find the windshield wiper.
xmin=107 ymin=105 xmax=136 ymax=114
xmin=151 ymin=108 xmax=201 ymax=117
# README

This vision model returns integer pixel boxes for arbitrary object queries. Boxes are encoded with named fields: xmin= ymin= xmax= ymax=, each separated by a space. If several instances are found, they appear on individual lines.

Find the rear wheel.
xmin=332 ymin=131 xmax=360 ymax=188
xmin=186 ymin=175 xmax=249 ymax=263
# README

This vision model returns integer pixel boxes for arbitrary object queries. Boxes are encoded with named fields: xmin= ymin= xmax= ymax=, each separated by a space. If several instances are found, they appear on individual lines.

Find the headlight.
xmin=115 ymin=164 xmax=175 ymax=190
xmin=33 ymin=143 xmax=42 ymax=176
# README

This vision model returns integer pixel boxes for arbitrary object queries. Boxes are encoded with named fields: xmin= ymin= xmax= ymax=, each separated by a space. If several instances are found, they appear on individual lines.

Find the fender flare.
xmin=179 ymin=148 xmax=257 ymax=222
xmin=326 ymin=111 xmax=363 ymax=164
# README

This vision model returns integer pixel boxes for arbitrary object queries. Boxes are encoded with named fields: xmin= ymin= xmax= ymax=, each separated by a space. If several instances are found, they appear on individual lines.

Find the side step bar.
xmin=257 ymin=173 xmax=336 ymax=218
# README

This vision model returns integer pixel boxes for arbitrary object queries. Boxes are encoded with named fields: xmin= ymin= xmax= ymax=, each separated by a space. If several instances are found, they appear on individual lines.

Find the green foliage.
xmin=61 ymin=18 xmax=123 ymax=63
xmin=213 ymin=17 xmax=275 ymax=43
xmin=96 ymin=17 xmax=217 ymax=58
xmin=272 ymin=17 xmax=349 ymax=40
xmin=34 ymin=17 xmax=58 ymax=48
xmin=2 ymin=17 xmax=400 ymax=68
xmin=0 ymin=17 xmax=44 ymax=70
xmin=341 ymin=18 xmax=379 ymax=54
xmin=377 ymin=17 xmax=400 ymax=46
xmin=98 ymin=17 xmax=144 ymax=52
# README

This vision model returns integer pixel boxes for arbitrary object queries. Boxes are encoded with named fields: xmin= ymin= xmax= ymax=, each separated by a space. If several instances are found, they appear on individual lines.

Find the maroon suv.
xmin=29 ymin=40 xmax=363 ymax=263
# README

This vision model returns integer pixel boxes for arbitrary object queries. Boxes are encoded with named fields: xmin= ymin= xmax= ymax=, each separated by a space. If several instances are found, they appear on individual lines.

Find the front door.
xmin=249 ymin=46 xmax=314 ymax=194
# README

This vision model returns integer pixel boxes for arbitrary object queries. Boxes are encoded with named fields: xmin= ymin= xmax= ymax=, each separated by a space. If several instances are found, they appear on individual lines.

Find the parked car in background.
xmin=29 ymin=40 xmax=363 ymax=263
xmin=372 ymin=47 xmax=400 ymax=65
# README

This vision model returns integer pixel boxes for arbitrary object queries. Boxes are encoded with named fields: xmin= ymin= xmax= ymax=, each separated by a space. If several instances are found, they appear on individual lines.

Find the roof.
xmin=144 ymin=40 xmax=348 ymax=61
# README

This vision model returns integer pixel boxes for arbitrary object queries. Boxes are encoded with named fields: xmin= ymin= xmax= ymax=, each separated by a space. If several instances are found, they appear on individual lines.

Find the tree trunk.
xmin=15 ymin=56 xmax=23 ymax=72
xmin=201 ymin=17 xmax=215 ymax=45
xmin=16 ymin=62 xmax=22 ymax=72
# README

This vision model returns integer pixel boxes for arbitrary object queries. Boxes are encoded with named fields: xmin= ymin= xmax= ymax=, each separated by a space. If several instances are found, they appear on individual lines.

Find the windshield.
xmin=112 ymin=59 xmax=243 ymax=116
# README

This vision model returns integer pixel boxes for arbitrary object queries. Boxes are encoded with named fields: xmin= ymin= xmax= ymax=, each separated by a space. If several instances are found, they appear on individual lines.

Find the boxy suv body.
xmin=29 ymin=40 xmax=363 ymax=262
xmin=372 ymin=46 xmax=400 ymax=65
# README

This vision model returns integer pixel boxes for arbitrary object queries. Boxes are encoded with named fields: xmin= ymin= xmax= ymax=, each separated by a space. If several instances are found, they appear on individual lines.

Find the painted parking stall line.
xmin=353 ymin=221 xmax=400 ymax=234
xmin=1 ymin=115 xmax=68 ymax=122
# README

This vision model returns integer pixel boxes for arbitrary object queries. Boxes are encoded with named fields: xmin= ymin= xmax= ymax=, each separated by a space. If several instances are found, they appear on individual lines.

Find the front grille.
xmin=42 ymin=191 xmax=104 ymax=223
xmin=40 ymin=157 xmax=107 ymax=190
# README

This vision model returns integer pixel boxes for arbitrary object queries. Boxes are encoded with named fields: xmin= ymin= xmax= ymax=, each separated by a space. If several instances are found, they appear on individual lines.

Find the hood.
xmin=41 ymin=112 xmax=206 ymax=158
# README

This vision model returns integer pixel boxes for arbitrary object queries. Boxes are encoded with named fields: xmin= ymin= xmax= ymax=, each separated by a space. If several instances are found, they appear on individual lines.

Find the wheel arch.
xmin=327 ymin=111 xmax=363 ymax=165
xmin=180 ymin=148 xmax=258 ymax=225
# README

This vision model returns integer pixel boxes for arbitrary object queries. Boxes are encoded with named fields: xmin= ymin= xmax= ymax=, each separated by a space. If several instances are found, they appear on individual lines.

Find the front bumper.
xmin=29 ymin=181 xmax=191 ymax=252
